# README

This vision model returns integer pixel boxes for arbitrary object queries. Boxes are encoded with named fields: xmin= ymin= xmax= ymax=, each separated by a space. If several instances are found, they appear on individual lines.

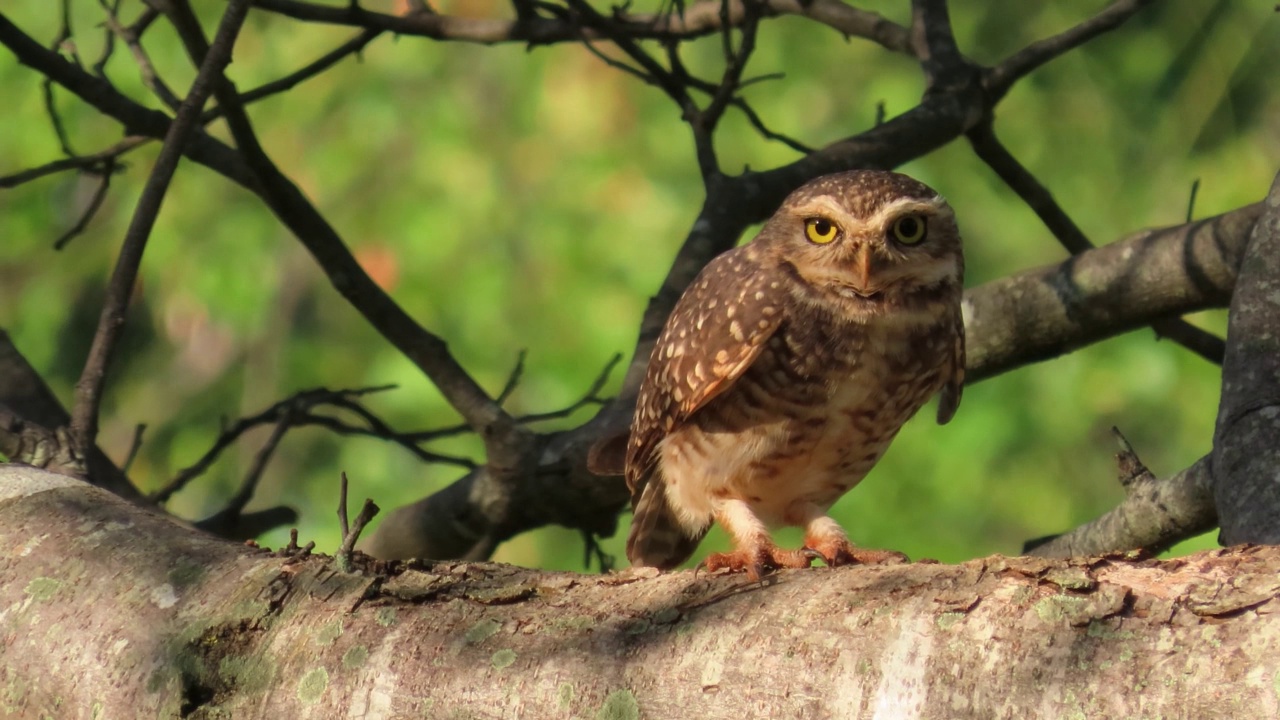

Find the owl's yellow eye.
xmin=804 ymin=218 xmax=839 ymax=244
xmin=890 ymin=215 xmax=926 ymax=245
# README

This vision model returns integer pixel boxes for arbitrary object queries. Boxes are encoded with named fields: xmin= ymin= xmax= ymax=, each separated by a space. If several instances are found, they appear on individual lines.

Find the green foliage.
xmin=1 ymin=1 xmax=1273 ymax=570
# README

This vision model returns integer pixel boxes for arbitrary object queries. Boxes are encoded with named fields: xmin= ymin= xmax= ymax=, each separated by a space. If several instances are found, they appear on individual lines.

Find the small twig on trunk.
xmin=1110 ymin=426 xmax=1152 ymax=490
xmin=338 ymin=471 xmax=351 ymax=539
xmin=336 ymin=472 xmax=380 ymax=573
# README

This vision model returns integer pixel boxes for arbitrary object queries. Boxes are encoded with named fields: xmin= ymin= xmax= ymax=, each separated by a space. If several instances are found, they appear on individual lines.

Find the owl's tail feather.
xmin=627 ymin=480 xmax=706 ymax=570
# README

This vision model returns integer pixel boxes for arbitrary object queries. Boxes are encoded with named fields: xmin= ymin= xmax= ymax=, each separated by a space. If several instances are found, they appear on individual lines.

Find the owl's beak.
xmin=850 ymin=245 xmax=877 ymax=296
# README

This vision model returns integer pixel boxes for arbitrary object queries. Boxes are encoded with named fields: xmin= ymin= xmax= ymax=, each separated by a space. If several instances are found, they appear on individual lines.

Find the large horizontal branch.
xmin=964 ymin=202 xmax=1262 ymax=383
xmin=5 ymin=465 xmax=1280 ymax=718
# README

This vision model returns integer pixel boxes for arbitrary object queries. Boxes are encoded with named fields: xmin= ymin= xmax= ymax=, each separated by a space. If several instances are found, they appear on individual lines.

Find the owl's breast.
xmin=660 ymin=316 xmax=951 ymax=528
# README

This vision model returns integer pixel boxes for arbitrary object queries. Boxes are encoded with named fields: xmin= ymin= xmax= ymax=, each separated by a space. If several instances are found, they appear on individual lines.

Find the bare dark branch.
xmin=69 ymin=0 xmax=254 ymax=459
xmin=250 ymin=0 xmax=911 ymax=50
xmin=155 ymin=0 xmax=518 ymax=456
xmin=985 ymin=0 xmax=1158 ymax=102
xmin=232 ymin=28 xmax=382 ymax=110
xmin=967 ymin=120 xmax=1224 ymax=364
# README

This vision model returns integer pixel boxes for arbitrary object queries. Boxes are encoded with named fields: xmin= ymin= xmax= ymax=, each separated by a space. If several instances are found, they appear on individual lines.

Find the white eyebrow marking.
xmin=790 ymin=196 xmax=847 ymax=219
xmin=791 ymin=195 xmax=948 ymax=232
xmin=865 ymin=196 xmax=948 ymax=231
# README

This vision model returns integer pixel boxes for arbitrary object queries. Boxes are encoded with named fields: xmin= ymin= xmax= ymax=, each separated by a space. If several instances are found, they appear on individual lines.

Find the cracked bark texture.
xmin=1214 ymin=173 xmax=1280 ymax=545
xmin=4 ymin=465 xmax=1280 ymax=720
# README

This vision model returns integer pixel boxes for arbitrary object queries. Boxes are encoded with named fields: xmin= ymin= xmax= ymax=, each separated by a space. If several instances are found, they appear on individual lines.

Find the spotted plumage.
xmin=600 ymin=170 xmax=965 ymax=579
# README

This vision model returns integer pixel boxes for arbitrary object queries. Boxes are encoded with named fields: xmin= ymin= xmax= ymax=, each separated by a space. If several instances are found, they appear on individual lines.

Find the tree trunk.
xmin=4 ymin=465 xmax=1279 ymax=719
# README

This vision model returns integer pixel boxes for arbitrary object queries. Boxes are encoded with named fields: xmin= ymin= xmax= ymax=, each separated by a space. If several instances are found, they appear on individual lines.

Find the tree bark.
xmin=3 ymin=464 xmax=1279 ymax=720
xmin=1215 ymin=172 xmax=1280 ymax=545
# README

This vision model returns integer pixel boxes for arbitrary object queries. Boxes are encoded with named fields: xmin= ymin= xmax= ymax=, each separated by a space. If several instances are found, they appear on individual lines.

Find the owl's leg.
xmin=703 ymin=498 xmax=813 ymax=581
xmin=800 ymin=513 xmax=908 ymax=567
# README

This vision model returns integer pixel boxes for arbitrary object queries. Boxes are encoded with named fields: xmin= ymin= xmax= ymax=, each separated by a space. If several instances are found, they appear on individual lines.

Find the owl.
xmin=593 ymin=169 xmax=965 ymax=581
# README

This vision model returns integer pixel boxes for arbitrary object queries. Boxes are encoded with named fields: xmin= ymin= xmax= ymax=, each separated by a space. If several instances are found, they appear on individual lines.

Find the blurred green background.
xmin=1 ymin=1 xmax=1276 ymax=570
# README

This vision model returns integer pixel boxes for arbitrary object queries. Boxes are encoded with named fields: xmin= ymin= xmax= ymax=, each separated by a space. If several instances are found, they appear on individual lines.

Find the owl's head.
xmin=753 ymin=170 xmax=963 ymax=320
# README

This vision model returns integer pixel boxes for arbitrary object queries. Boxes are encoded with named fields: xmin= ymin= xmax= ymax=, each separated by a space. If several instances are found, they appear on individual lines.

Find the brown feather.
xmin=626 ymin=473 xmax=707 ymax=568
xmin=936 ymin=308 xmax=966 ymax=425
xmin=624 ymin=251 xmax=786 ymax=501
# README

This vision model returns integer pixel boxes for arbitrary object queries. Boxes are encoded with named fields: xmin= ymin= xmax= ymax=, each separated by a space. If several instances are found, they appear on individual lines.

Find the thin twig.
xmin=1186 ymin=178 xmax=1200 ymax=222
xmin=68 ymin=0 xmax=255 ymax=459
xmin=336 ymin=472 xmax=380 ymax=573
xmin=985 ymin=0 xmax=1156 ymax=102
xmin=43 ymin=0 xmax=81 ymax=157
xmin=338 ymin=470 xmax=350 ymax=538
xmin=702 ymin=0 xmax=762 ymax=139
xmin=0 ymin=137 xmax=143 ymax=189
xmin=730 ymin=97 xmax=813 ymax=154
xmin=92 ymin=0 xmax=122 ymax=77
xmin=405 ymin=352 xmax=622 ymax=439
xmin=121 ymin=422 xmax=145 ymax=473
xmin=496 ymin=350 xmax=527 ymax=405
xmin=148 ymin=385 xmax=479 ymax=504
xmin=221 ymin=414 xmax=292 ymax=517
xmin=101 ymin=5 xmax=181 ymax=110
xmin=230 ymin=28 xmax=382 ymax=111
xmin=54 ymin=157 xmax=116 ymax=250
xmin=516 ymin=352 xmax=621 ymax=424
xmin=300 ymin=409 xmax=477 ymax=468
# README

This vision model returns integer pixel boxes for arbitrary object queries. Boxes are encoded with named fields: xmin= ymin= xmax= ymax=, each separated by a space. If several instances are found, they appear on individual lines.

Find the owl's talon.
xmin=851 ymin=548 xmax=910 ymax=565
xmin=702 ymin=544 xmax=816 ymax=582
xmin=802 ymin=544 xmax=851 ymax=567
xmin=804 ymin=539 xmax=909 ymax=567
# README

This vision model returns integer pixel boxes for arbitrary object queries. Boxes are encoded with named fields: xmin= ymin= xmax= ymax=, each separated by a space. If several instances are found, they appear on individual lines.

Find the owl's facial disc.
xmin=787 ymin=202 xmax=958 ymax=308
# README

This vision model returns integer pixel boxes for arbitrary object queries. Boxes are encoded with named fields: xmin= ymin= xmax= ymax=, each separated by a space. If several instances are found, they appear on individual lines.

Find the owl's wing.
xmin=625 ymin=251 xmax=785 ymax=500
xmin=936 ymin=306 xmax=965 ymax=424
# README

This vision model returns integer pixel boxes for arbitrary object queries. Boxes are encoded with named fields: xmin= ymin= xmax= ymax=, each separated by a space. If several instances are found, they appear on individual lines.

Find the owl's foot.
xmin=803 ymin=536 xmax=908 ymax=567
xmin=797 ymin=514 xmax=909 ymax=567
xmin=702 ymin=542 xmax=814 ymax=582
